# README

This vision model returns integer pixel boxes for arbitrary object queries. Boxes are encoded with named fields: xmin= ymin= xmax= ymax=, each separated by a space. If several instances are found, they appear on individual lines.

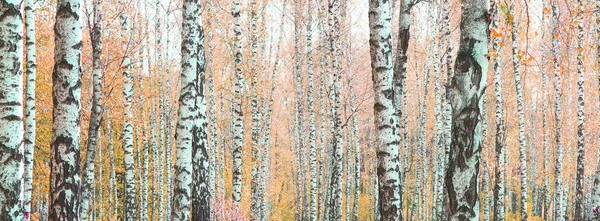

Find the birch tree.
xmin=22 ymin=0 xmax=37 ymax=218
xmin=491 ymin=1 xmax=507 ymax=220
xmin=49 ymin=0 xmax=83 ymax=219
xmin=250 ymin=0 xmax=263 ymax=218
xmin=508 ymin=0 xmax=528 ymax=218
xmin=306 ymin=0 xmax=318 ymax=219
xmin=231 ymin=0 xmax=244 ymax=204
xmin=120 ymin=1 xmax=136 ymax=218
xmin=551 ymin=2 xmax=564 ymax=220
xmin=592 ymin=0 xmax=600 ymax=219
xmin=80 ymin=1 xmax=103 ymax=219
xmin=172 ymin=0 xmax=203 ymax=220
xmin=444 ymin=0 xmax=489 ymax=220
xmin=191 ymin=0 xmax=211 ymax=218
xmin=368 ymin=0 xmax=402 ymax=220
xmin=540 ymin=0 xmax=551 ymax=219
xmin=573 ymin=1 xmax=586 ymax=220
xmin=0 ymin=0 xmax=24 ymax=219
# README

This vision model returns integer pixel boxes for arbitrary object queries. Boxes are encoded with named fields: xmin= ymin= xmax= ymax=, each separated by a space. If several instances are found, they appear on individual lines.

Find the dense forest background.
xmin=2 ymin=0 xmax=600 ymax=220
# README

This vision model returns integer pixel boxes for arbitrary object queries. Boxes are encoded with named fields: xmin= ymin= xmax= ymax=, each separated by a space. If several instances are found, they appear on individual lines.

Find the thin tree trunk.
xmin=307 ymin=0 xmax=317 ymax=219
xmin=551 ymin=2 xmax=564 ymax=220
xmin=508 ymin=0 xmax=528 ymax=219
xmin=444 ymin=0 xmax=489 ymax=220
xmin=491 ymin=1 xmax=506 ymax=220
xmin=250 ymin=0 xmax=263 ymax=219
xmin=592 ymin=0 xmax=600 ymax=219
xmin=120 ymin=1 xmax=136 ymax=219
xmin=231 ymin=0 xmax=244 ymax=204
xmin=540 ymin=0 xmax=550 ymax=219
xmin=49 ymin=0 xmax=83 ymax=219
xmin=328 ymin=0 xmax=344 ymax=219
xmin=368 ymin=0 xmax=403 ymax=220
xmin=80 ymin=1 xmax=104 ymax=219
xmin=22 ymin=0 xmax=36 ymax=218
xmin=0 ymin=0 xmax=24 ymax=219
xmin=573 ymin=1 xmax=586 ymax=220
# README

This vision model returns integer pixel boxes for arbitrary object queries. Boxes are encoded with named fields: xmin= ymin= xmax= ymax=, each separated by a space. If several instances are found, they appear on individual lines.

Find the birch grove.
xmin=3 ymin=0 xmax=600 ymax=220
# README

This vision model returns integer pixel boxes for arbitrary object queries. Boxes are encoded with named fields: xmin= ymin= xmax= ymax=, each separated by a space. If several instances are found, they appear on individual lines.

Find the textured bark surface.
xmin=491 ymin=1 xmax=506 ymax=220
xmin=49 ymin=0 xmax=83 ymax=220
xmin=80 ymin=1 xmax=103 ymax=219
xmin=120 ymin=1 xmax=136 ymax=218
xmin=444 ymin=0 xmax=489 ymax=220
xmin=551 ymin=2 xmax=564 ymax=220
xmin=231 ymin=0 xmax=244 ymax=205
xmin=369 ymin=0 xmax=402 ymax=220
xmin=22 ymin=0 xmax=36 ymax=218
xmin=573 ymin=1 xmax=586 ymax=220
xmin=0 ymin=0 xmax=24 ymax=219
xmin=508 ymin=0 xmax=528 ymax=219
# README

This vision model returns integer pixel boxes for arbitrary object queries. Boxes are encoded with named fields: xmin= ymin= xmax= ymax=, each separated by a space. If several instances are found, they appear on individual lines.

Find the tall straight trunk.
xmin=80 ymin=1 xmax=103 ymax=219
xmin=483 ymin=165 xmax=491 ymax=221
xmin=120 ymin=1 xmax=136 ymax=219
xmin=444 ymin=0 xmax=489 ymax=220
xmin=491 ymin=1 xmax=506 ymax=220
xmin=164 ymin=16 xmax=174 ymax=221
xmin=350 ymin=81 xmax=361 ymax=221
xmin=22 ymin=0 xmax=36 ymax=218
xmin=206 ymin=8 xmax=218 ymax=220
xmin=573 ymin=1 xmax=585 ymax=220
xmin=97 ymin=130 xmax=103 ymax=220
xmin=173 ymin=0 xmax=203 ymax=220
xmin=433 ymin=2 xmax=446 ymax=217
xmin=231 ymin=0 xmax=244 ymax=204
xmin=293 ymin=0 xmax=305 ymax=217
xmin=368 ymin=0 xmax=402 ymax=220
xmin=250 ymin=0 xmax=263 ymax=219
xmin=540 ymin=0 xmax=550 ymax=219
xmin=328 ymin=0 xmax=344 ymax=219
xmin=441 ymin=0 xmax=453 ymax=217
xmin=0 ymin=0 xmax=24 ymax=219
xmin=551 ymin=2 xmax=564 ymax=220
xmin=49 ymin=0 xmax=83 ymax=219
xmin=307 ymin=1 xmax=317 ymax=219
xmin=508 ymin=0 xmax=528 ymax=219
xmin=108 ymin=118 xmax=118 ymax=218
xmin=592 ymin=0 xmax=600 ymax=219
xmin=155 ymin=1 xmax=165 ymax=217
xmin=191 ymin=0 xmax=211 ymax=219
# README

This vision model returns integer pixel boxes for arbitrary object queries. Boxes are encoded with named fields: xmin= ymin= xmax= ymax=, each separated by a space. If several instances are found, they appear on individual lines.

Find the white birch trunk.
xmin=0 ymin=0 xmax=24 ymax=219
xmin=80 ymin=1 xmax=103 ymax=219
xmin=573 ymin=1 xmax=586 ymax=220
xmin=22 ymin=0 xmax=36 ymax=218
xmin=49 ymin=0 xmax=83 ymax=219
xmin=368 ymin=0 xmax=402 ymax=220
xmin=444 ymin=0 xmax=489 ymax=220
xmin=508 ymin=0 xmax=528 ymax=219
xmin=231 ymin=0 xmax=244 ymax=204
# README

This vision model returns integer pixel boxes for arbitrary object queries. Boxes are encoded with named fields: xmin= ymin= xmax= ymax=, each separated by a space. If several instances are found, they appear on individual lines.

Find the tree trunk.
xmin=49 ymin=0 xmax=83 ymax=219
xmin=508 ymin=0 xmax=528 ymax=219
xmin=573 ymin=1 xmax=586 ymax=220
xmin=307 ymin=1 xmax=317 ymax=219
xmin=80 ymin=1 xmax=103 ymax=219
xmin=120 ymin=1 xmax=136 ymax=218
xmin=0 ymin=0 xmax=24 ymax=219
xmin=444 ymin=0 xmax=489 ymax=220
xmin=22 ymin=0 xmax=36 ymax=218
xmin=368 ymin=0 xmax=403 ymax=220
xmin=250 ymin=0 xmax=263 ymax=219
xmin=491 ymin=2 xmax=506 ymax=221
xmin=551 ymin=2 xmax=564 ymax=220
xmin=328 ymin=0 xmax=344 ymax=220
xmin=231 ymin=0 xmax=244 ymax=204
xmin=592 ymin=0 xmax=600 ymax=219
